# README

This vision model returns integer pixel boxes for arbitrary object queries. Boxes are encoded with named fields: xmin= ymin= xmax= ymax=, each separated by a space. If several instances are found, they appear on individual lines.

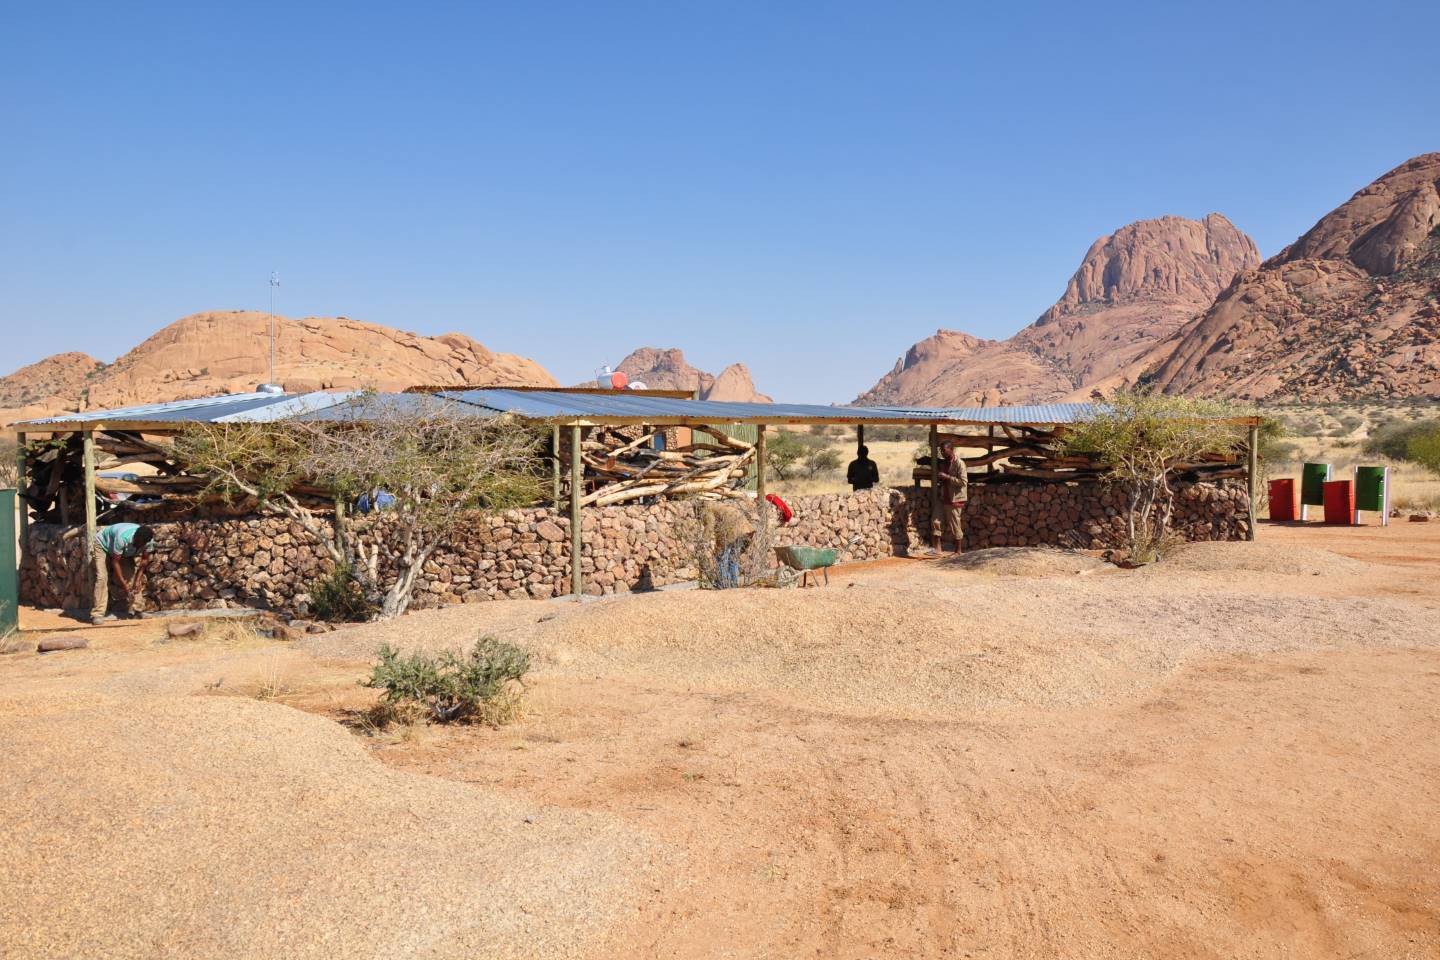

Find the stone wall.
xmin=901 ymin=478 xmax=1252 ymax=550
xmin=20 ymin=480 xmax=1248 ymax=616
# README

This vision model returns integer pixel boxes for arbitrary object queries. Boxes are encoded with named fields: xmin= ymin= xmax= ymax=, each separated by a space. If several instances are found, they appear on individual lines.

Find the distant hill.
xmin=1143 ymin=153 xmax=1440 ymax=400
xmin=605 ymin=347 xmax=772 ymax=402
xmin=857 ymin=213 xmax=1259 ymax=406
xmin=1 ymin=311 xmax=556 ymax=425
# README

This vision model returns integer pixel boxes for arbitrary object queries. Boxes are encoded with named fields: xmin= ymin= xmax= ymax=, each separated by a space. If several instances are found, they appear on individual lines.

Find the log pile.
xmin=911 ymin=426 xmax=1244 ymax=485
xmin=575 ymin=426 xmax=755 ymax=507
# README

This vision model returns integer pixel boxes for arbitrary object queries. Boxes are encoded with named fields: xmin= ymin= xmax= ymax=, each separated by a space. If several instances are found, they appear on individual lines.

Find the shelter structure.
xmin=12 ymin=389 xmax=1262 ymax=602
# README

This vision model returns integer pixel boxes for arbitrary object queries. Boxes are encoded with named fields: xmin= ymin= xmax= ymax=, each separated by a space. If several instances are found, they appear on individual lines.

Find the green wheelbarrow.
xmin=773 ymin=545 xmax=840 ymax=588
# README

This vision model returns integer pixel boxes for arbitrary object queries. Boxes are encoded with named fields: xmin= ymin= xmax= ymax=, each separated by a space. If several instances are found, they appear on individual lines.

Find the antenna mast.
xmin=268 ymin=271 xmax=280 ymax=385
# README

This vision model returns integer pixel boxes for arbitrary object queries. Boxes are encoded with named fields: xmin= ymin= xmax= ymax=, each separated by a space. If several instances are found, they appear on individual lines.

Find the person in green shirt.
xmin=91 ymin=523 xmax=156 ymax=623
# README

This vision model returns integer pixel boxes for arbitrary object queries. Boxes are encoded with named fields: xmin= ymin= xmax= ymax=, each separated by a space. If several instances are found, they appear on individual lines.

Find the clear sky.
xmin=3 ymin=1 xmax=1437 ymax=402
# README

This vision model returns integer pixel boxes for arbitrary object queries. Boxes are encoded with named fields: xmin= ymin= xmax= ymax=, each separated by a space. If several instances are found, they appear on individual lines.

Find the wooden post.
xmin=987 ymin=425 xmax=996 ymax=474
xmin=15 ymin=432 xmax=28 ymax=573
xmin=755 ymin=426 xmax=767 ymax=500
xmin=928 ymin=424 xmax=940 ymax=550
xmin=1246 ymin=423 xmax=1259 ymax=542
xmin=83 ymin=431 xmax=98 ymax=552
xmin=856 ymin=424 xmax=864 ymax=451
xmin=551 ymin=425 xmax=562 ymax=509
xmin=570 ymin=424 xmax=582 ymax=598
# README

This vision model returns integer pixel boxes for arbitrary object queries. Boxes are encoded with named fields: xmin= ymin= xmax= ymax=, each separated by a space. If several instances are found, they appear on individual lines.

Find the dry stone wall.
xmin=20 ymin=481 xmax=1247 ymax=616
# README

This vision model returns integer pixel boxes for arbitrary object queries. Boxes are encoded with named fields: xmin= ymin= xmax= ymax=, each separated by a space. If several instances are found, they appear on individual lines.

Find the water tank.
xmin=257 ymin=383 xmax=285 ymax=395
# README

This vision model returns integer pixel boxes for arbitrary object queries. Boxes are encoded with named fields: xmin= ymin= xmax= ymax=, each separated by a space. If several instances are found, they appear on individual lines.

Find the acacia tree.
xmin=1063 ymin=390 xmax=1244 ymax=561
xmin=177 ymin=395 xmax=543 ymax=619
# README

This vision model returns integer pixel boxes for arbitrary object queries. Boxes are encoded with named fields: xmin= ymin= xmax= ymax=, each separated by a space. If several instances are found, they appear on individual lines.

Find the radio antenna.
xmin=268 ymin=271 xmax=281 ymax=385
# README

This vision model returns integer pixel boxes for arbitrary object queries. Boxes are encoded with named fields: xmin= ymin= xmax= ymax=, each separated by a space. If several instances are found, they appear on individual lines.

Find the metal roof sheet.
xmin=441 ymin=389 xmax=926 ymax=423
xmin=13 ymin=391 xmax=360 ymax=428
xmin=291 ymin=392 xmax=496 ymax=422
xmin=868 ymin=402 xmax=1103 ymax=425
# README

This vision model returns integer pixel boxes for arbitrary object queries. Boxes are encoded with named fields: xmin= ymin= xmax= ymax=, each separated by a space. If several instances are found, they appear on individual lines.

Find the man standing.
xmin=846 ymin=445 xmax=880 ymax=491
xmin=938 ymin=441 xmax=969 ymax=552
xmin=91 ymin=522 xmax=156 ymax=623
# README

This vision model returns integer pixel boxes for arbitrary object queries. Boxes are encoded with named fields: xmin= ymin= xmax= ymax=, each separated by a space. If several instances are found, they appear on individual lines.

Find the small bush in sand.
xmin=310 ymin=565 xmax=372 ymax=623
xmin=362 ymin=638 xmax=531 ymax=725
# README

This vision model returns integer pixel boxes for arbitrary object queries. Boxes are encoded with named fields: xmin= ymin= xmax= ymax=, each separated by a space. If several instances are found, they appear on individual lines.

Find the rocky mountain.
xmin=2 ymin=311 xmax=556 ymax=425
xmin=858 ymin=214 xmax=1259 ymax=406
xmin=1145 ymin=154 xmax=1440 ymax=400
xmin=0 ymin=352 xmax=105 ymax=424
xmin=611 ymin=347 xmax=772 ymax=402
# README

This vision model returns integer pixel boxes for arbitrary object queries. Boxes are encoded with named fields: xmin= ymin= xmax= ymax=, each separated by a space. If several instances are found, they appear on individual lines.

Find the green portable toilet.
xmin=1300 ymin=462 xmax=1331 ymax=521
xmin=1353 ymin=466 xmax=1390 ymax=526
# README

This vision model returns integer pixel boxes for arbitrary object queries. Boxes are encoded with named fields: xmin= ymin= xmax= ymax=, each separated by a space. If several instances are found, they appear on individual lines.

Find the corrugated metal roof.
xmin=292 ymin=392 xmax=496 ymax=422
xmin=868 ymin=402 xmax=1103 ymax=425
xmin=441 ymin=389 xmax=926 ymax=423
xmin=13 ymin=391 xmax=361 ymax=428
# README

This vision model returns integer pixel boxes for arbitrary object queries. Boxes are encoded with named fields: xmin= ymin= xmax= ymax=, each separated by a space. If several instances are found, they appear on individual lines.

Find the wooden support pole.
xmin=928 ymin=424 xmax=940 ymax=550
xmin=755 ymin=426 xmax=767 ymax=500
xmin=1246 ymin=423 xmax=1259 ymax=542
xmin=856 ymin=424 xmax=864 ymax=451
xmin=551 ymin=425 xmax=562 ymax=509
xmin=570 ymin=424 xmax=582 ymax=598
xmin=83 ymin=431 xmax=98 ymax=559
xmin=15 ymin=432 xmax=28 ymax=572
xmin=987 ymin=425 xmax=996 ymax=474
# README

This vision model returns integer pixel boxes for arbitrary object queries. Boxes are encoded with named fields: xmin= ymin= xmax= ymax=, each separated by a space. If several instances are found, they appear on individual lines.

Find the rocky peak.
xmin=1271 ymin=152 xmax=1440 ymax=275
xmin=1035 ymin=213 xmax=1259 ymax=326
xmin=613 ymin=347 xmax=772 ymax=402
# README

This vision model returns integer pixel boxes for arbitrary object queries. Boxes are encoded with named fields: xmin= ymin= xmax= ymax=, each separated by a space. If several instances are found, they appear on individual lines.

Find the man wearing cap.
xmin=91 ymin=522 xmax=156 ymax=623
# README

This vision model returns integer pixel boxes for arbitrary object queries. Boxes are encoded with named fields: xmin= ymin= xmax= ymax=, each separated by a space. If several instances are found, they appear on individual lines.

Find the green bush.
xmin=801 ymin=447 xmax=843 ymax=477
xmin=363 ymin=638 xmax=530 ymax=724
xmin=1408 ymin=430 xmax=1440 ymax=477
xmin=309 ymin=564 xmax=372 ymax=623
xmin=1364 ymin=419 xmax=1440 ymax=460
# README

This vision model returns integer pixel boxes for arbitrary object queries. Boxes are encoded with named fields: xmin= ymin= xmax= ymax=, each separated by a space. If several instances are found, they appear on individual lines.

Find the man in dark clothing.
xmin=846 ymin=445 xmax=880 ymax=491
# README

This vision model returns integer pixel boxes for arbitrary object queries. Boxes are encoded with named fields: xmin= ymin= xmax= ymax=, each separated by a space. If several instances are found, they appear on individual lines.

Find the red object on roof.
xmin=1322 ymin=480 xmax=1355 ymax=525
xmin=608 ymin=370 xmax=629 ymax=389
xmin=1268 ymin=478 xmax=1299 ymax=522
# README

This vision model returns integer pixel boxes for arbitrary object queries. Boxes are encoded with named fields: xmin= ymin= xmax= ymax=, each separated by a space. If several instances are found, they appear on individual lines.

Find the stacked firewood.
xmin=20 ymin=430 xmax=337 ymax=524
xmin=575 ymin=426 xmax=755 ymax=507
xmin=912 ymin=426 xmax=1244 ymax=485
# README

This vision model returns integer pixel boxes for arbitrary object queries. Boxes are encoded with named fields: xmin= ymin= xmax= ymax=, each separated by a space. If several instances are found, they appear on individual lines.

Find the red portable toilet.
xmin=1268 ymin=478 xmax=1299 ymax=522
xmin=1322 ymin=480 xmax=1355 ymax=525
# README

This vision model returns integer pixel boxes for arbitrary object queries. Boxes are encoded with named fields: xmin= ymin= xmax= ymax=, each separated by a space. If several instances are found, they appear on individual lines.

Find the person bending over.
xmin=91 ymin=523 xmax=155 ymax=623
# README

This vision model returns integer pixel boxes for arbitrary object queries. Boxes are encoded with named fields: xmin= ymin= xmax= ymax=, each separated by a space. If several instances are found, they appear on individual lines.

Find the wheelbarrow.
xmin=773 ymin=545 xmax=840 ymax=587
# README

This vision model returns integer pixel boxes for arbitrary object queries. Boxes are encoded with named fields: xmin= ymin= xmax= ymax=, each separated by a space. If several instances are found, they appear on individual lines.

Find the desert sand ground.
xmin=3 ymin=521 xmax=1440 ymax=959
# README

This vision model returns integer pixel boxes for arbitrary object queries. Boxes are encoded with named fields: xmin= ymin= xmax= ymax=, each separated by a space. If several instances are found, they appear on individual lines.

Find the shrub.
xmin=310 ymin=564 xmax=372 ymax=622
xmin=1364 ymin=419 xmax=1440 ymax=460
xmin=1408 ymin=429 xmax=1440 ymax=477
xmin=363 ymin=638 xmax=530 ymax=724
xmin=801 ymin=447 xmax=843 ymax=477
xmin=765 ymin=430 xmax=809 ymax=480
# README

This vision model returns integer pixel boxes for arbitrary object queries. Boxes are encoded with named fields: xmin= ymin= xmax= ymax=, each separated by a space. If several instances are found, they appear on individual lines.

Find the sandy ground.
xmin=3 ymin=521 xmax=1440 ymax=958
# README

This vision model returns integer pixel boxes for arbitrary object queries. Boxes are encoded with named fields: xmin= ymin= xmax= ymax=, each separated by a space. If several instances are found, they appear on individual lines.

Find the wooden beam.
xmin=83 ymin=430 xmax=98 ymax=555
xmin=856 ymin=424 xmax=864 ymax=450
xmin=1246 ymin=423 xmax=1259 ymax=542
xmin=551 ymin=425 xmax=562 ymax=509
xmin=570 ymin=424 xmax=582 ymax=598
xmin=755 ymin=426 xmax=767 ymax=500
xmin=928 ymin=425 xmax=940 ymax=550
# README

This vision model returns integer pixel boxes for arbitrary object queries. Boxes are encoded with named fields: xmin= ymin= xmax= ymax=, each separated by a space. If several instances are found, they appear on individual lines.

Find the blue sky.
xmin=3 ymin=1 xmax=1437 ymax=402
